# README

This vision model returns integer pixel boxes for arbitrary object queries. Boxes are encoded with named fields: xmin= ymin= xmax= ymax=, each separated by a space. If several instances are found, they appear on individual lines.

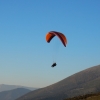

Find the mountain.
xmin=16 ymin=64 xmax=100 ymax=100
xmin=0 ymin=84 xmax=38 ymax=92
xmin=0 ymin=88 xmax=31 ymax=100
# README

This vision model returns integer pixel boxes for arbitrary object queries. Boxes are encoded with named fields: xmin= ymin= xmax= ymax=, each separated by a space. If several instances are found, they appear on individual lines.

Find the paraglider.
xmin=51 ymin=62 xmax=57 ymax=67
xmin=45 ymin=31 xmax=67 ymax=67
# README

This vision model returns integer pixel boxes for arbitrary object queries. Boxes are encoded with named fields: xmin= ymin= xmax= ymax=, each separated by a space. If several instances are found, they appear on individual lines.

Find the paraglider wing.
xmin=46 ymin=31 xmax=67 ymax=47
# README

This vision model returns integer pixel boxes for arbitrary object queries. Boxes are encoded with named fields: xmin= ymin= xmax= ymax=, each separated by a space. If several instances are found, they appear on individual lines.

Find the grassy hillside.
xmin=64 ymin=92 xmax=100 ymax=100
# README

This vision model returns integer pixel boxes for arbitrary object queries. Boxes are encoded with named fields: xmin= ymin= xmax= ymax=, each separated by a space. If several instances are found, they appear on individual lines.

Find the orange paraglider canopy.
xmin=46 ymin=31 xmax=67 ymax=47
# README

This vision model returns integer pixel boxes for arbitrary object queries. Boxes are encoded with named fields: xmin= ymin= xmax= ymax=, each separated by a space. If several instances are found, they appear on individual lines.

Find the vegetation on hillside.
xmin=64 ymin=92 xmax=100 ymax=100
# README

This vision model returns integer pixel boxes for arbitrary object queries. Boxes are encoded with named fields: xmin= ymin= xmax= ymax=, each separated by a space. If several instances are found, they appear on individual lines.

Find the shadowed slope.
xmin=0 ymin=88 xmax=31 ymax=100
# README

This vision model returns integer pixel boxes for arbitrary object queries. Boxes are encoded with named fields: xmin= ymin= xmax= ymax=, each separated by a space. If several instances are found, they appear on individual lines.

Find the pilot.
xmin=51 ymin=62 xmax=57 ymax=67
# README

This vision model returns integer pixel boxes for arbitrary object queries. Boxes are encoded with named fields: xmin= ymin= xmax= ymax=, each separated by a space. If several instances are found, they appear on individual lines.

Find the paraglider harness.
xmin=51 ymin=62 xmax=57 ymax=67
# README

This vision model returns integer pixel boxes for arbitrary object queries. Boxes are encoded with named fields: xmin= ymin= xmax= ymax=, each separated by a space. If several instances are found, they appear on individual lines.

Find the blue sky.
xmin=0 ymin=0 xmax=100 ymax=88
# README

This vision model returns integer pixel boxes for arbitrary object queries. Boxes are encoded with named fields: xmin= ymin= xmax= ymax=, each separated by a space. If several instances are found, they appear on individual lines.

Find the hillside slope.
xmin=17 ymin=65 xmax=100 ymax=100
xmin=64 ymin=92 xmax=100 ymax=100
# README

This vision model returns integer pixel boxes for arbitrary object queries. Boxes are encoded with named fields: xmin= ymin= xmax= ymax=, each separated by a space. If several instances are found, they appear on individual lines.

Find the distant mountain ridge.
xmin=16 ymin=64 xmax=100 ymax=100
xmin=0 ymin=88 xmax=31 ymax=100
xmin=0 ymin=84 xmax=38 ymax=92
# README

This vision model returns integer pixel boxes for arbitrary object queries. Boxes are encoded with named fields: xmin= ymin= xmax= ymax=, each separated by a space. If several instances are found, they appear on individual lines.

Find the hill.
xmin=16 ymin=65 xmax=100 ymax=100
xmin=0 ymin=88 xmax=31 ymax=100
xmin=0 ymin=84 xmax=37 ymax=92
xmin=64 ymin=92 xmax=100 ymax=100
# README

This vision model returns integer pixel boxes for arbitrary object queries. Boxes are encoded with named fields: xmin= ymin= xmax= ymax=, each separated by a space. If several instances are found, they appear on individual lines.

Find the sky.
xmin=0 ymin=0 xmax=100 ymax=88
